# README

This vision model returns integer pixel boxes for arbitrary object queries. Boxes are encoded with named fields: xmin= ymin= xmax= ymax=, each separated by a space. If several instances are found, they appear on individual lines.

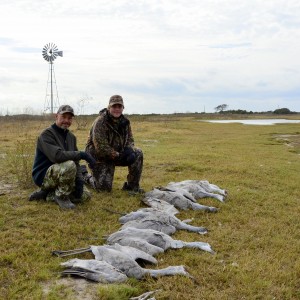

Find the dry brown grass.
xmin=0 ymin=114 xmax=300 ymax=299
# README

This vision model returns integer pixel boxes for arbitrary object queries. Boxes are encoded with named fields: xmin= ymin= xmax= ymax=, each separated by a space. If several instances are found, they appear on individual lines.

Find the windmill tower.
xmin=42 ymin=43 xmax=63 ymax=113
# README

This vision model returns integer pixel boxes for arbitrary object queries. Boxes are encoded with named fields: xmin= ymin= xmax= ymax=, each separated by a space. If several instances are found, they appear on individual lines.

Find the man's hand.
xmin=111 ymin=150 xmax=120 ymax=160
xmin=80 ymin=152 xmax=97 ymax=169
xmin=119 ymin=147 xmax=136 ymax=165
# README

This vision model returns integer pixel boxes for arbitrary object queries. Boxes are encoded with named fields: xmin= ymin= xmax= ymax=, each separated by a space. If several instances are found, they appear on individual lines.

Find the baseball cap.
xmin=109 ymin=95 xmax=124 ymax=107
xmin=57 ymin=105 xmax=74 ymax=116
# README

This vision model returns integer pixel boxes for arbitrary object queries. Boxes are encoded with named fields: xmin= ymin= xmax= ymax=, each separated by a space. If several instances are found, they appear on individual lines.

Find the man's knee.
xmin=94 ymin=181 xmax=112 ymax=192
xmin=60 ymin=160 xmax=77 ymax=175
xmin=55 ymin=161 xmax=77 ymax=183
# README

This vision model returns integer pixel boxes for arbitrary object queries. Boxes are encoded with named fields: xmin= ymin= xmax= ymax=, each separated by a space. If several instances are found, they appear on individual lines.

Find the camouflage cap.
xmin=109 ymin=95 xmax=124 ymax=107
xmin=57 ymin=105 xmax=74 ymax=116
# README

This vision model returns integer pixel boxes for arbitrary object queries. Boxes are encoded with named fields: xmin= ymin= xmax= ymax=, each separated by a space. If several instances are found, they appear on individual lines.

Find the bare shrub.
xmin=7 ymin=136 xmax=36 ymax=188
xmin=75 ymin=115 xmax=89 ymax=130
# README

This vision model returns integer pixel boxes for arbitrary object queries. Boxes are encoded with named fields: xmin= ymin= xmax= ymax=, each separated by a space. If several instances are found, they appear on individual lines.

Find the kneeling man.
xmin=29 ymin=105 xmax=96 ymax=209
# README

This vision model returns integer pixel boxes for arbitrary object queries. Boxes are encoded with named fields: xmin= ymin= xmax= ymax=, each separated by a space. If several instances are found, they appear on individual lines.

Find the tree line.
xmin=214 ymin=104 xmax=297 ymax=114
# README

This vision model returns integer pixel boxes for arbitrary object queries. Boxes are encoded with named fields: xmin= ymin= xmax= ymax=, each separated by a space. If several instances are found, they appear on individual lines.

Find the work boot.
xmin=122 ymin=182 xmax=144 ymax=194
xmin=69 ymin=194 xmax=83 ymax=204
xmin=29 ymin=189 xmax=49 ymax=201
xmin=54 ymin=195 xmax=76 ymax=209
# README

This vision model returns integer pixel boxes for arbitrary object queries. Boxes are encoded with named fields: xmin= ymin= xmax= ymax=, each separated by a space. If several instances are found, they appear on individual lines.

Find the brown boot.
xmin=54 ymin=195 xmax=76 ymax=209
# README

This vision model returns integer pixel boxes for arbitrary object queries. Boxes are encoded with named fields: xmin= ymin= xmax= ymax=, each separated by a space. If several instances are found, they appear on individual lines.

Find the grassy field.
xmin=0 ymin=114 xmax=299 ymax=300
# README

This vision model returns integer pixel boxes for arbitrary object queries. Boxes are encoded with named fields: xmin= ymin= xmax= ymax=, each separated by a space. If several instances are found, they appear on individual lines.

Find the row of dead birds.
xmin=53 ymin=180 xmax=227 ymax=286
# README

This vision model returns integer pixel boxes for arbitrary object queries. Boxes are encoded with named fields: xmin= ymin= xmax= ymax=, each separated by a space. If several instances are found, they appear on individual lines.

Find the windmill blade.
xmin=42 ymin=43 xmax=63 ymax=63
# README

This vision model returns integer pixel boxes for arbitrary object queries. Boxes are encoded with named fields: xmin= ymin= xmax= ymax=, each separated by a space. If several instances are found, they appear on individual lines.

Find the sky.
xmin=0 ymin=0 xmax=300 ymax=115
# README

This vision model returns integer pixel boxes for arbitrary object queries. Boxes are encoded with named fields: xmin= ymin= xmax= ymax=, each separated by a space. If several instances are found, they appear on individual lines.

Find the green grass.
xmin=0 ymin=114 xmax=300 ymax=299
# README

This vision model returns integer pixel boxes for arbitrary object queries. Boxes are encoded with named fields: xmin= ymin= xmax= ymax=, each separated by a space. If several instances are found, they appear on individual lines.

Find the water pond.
xmin=203 ymin=119 xmax=300 ymax=125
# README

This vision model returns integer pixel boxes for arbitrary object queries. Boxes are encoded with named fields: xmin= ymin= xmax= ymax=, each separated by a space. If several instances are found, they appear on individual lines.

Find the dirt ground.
xmin=274 ymin=134 xmax=300 ymax=152
xmin=42 ymin=277 xmax=99 ymax=300
xmin=0 ymin=181 xmax=15 ymax=195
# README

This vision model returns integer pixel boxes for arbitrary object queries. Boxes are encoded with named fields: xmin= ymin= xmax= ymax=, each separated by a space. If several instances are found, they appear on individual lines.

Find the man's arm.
xmin=38 ymin=129 xmax=81 ymax=163
xmin=125 ymin=123 xmax=135 ymax=148
xmin=92 ymin=119 xmax=116 ymax=158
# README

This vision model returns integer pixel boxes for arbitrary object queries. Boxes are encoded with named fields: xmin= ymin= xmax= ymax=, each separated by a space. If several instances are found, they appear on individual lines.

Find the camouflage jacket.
xmin=85 ymin=108 xmax=134 ymax=160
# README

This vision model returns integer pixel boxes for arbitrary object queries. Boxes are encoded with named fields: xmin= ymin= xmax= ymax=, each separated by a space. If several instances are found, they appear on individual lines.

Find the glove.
xmin=80 ymin=151 xmax=97 ymax=169
xmin=73 ymin=177 xmax=84 ymax=199
xmin=119 ymin=147 xmax=136 ymax=165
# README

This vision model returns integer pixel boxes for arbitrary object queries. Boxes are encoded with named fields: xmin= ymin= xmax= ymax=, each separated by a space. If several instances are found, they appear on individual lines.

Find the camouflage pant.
xmin=91 ymin=148 xmax=143 ymax=192
xmin=41 ymin=160 xmax=91 ymax=202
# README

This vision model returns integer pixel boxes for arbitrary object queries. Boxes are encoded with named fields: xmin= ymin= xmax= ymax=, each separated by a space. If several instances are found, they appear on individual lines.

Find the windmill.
xmin=42 ymin=43 xmax=63 ymax=113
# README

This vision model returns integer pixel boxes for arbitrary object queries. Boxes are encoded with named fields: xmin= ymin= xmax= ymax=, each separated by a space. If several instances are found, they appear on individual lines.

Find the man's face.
xmin=55 ymin=113 xmax=74 ymax=129
xmin=109 ymin=104 xmax=124 ymax=118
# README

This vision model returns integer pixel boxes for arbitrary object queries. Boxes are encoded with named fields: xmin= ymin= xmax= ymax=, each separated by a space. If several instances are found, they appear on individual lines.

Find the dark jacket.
xmin=85 ymin=108 xmax=134 ymax=160
xmin=32 ymin=123 xmax=81 ymax=186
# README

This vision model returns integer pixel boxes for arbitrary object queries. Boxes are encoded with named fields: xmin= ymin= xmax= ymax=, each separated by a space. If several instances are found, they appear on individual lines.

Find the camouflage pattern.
xmin=92 ymin=148 xmax=143 ymax=192
xmin=86 ymin=109 xmax=134 ymax=160
xmin=109 ymin=95 xmax=124 ymax=107
xmin=46 ymin=186 xmax=91 ymax=203
xmin=42 ymin=160 xmax=91 ymax=202
xmin=85 ymin=109 xmax=143 ymax=191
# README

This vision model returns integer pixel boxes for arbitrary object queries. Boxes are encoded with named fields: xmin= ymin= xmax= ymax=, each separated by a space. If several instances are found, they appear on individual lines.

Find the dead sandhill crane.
xmin=166 ymin=180 xmax=227 ymax=202
xmin=144 ymin=188 xmax=218 ymax=212
xmin=54 ymin=243 xmax=157 ymax=264
xmin=106 ymin=227 xmax=215 ymax=254
xmin=61 ymin=258 xmax=128 ymax=283
xmin=141 ymin=197 xmax=179 ymax=215
xmin=107 ymin=235 xmax=165 ymax=256
xmin=120 ymin=217 xmax=178 ymax=235
xmin=119 ymin=208 xmax=208 ymax=235
xmin=54 ymin=243 xmax=190 ymax=280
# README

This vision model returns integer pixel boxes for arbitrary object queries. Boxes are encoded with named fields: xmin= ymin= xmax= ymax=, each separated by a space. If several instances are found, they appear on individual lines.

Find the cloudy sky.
xmin=0 ymin=0 xmax=300 ymax=115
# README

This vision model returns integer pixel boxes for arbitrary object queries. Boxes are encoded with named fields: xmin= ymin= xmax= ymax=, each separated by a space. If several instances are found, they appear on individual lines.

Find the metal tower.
xmin=42 ymin=43 xmax=63 ymax=113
